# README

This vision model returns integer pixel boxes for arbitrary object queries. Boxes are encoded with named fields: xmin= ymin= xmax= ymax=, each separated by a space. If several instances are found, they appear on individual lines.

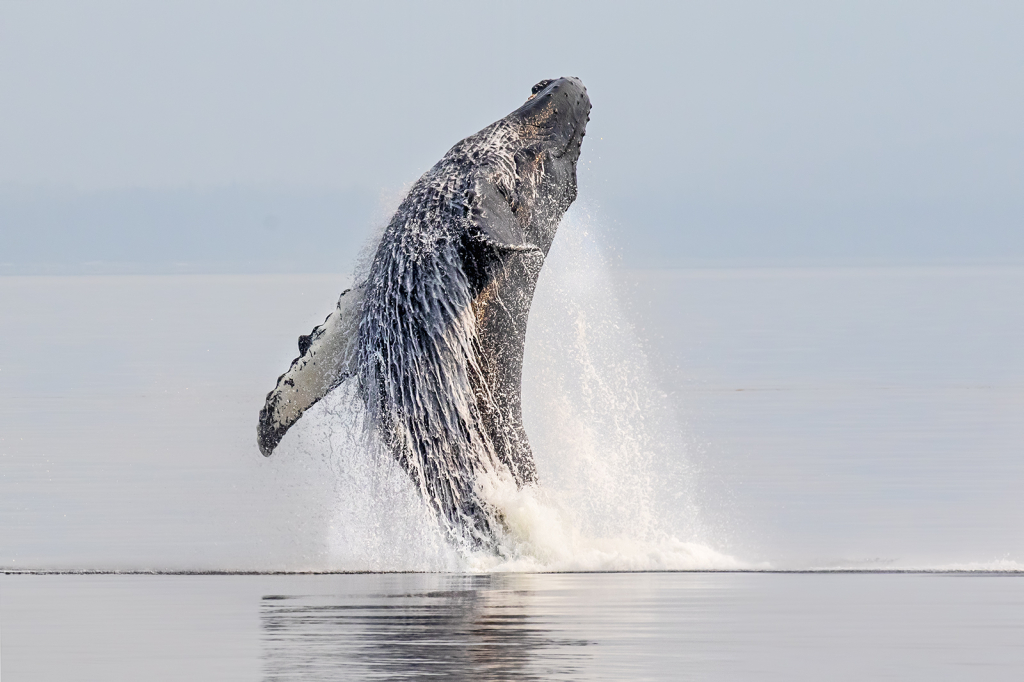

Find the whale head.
xmin=492 ymin=77 xmax=591 ymax=255
xmin=518 ymin=77 xmax=591 ymax=163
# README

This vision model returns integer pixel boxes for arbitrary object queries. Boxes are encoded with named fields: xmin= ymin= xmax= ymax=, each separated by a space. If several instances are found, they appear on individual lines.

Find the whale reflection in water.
xmin=261 ymin=574 xmax=589 ymax=680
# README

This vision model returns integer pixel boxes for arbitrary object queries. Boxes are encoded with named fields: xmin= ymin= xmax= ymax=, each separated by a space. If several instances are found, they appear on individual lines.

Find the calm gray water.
xmin=2 ymin=263 xmax=1022 ymax=570
xmin=3 ymin=572 xmax=1024 ymax=681
xmin=2 ymin=255 xmax=1024 ymax=677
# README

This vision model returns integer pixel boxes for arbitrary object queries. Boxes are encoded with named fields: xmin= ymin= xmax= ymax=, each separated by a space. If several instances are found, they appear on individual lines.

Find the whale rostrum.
xmin=258 ymin=77 xmax=591 ymax=549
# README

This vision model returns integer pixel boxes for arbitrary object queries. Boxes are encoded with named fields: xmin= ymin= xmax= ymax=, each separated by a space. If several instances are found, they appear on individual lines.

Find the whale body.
xmin=258 ymin=77 xmax=591 ymax=549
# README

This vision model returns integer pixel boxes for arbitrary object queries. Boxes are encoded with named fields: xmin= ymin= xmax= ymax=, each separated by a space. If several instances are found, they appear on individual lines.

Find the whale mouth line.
xmin=555 ymin=126 xmax=576 ymax=158
xmin=554 ymin=120 xmax=585 ymax=159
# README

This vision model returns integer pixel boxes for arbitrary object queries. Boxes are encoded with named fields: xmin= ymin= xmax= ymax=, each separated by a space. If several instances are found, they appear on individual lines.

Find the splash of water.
xmin=293 ymin=205 xmax=739 ymax=572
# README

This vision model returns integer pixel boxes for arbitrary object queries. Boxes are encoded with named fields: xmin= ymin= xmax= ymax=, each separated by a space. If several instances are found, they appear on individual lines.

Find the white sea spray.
xmin=304 ymin=207 xmax=738 ymax=572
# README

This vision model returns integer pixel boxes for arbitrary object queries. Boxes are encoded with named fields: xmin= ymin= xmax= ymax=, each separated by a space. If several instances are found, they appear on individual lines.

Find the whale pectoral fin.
xmin=470 ymin=176 xmax=536 ymax=252
xmin=257 ymin=285 xmax=364 ymax=456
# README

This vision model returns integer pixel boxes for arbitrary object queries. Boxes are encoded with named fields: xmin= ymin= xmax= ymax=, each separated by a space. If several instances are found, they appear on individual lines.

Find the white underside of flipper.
xmin=258 ymin=285 xmax=365 ymax=456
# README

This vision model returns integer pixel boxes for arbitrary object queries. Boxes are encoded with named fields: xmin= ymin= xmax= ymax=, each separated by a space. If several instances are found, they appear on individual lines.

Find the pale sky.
xmin=2 ymin=0 xmax=1022 ymax=268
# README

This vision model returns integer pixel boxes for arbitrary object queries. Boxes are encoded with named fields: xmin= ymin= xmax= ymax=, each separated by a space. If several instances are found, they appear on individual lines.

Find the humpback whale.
xmin=258 ymin=77 xmax=591 ymax=549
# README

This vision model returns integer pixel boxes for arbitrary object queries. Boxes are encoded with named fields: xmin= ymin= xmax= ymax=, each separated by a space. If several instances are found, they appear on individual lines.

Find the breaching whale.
xmin=258 ymin=77 xmax=591 ymax=549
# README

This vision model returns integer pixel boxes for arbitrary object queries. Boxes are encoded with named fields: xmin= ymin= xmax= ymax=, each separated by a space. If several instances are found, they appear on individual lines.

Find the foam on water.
xmin=284 ymin=206 xmax=738 ymax=572
xmin=470 ymin=480 xmax=745 ymax=572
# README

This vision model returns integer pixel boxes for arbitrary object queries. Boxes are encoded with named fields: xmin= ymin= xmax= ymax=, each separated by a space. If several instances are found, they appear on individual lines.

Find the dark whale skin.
xmin=259 ymin=77 xmax=591 ymax=550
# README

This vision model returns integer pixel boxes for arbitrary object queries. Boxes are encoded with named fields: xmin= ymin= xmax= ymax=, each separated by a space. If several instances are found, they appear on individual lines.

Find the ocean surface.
xmin=4 ymin=572 xmax=1024 ymax=681
xmin=2 ymin=220 xmax=1023 ymax=676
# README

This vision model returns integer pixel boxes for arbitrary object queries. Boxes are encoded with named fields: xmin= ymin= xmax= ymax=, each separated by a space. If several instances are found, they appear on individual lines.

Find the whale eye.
xmin=529 ymin=79 xmax=555 ymax=99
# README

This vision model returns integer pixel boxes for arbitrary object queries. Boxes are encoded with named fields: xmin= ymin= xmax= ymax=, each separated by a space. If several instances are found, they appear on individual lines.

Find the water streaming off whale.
xmin=269 ymin=206 xmax=738 ymax=572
